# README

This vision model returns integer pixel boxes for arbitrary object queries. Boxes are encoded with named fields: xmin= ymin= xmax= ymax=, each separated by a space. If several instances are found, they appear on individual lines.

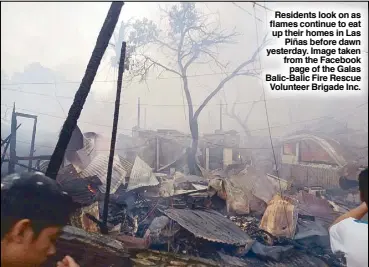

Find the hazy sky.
xmin=1 ymin=2 xmax=368 ymax=147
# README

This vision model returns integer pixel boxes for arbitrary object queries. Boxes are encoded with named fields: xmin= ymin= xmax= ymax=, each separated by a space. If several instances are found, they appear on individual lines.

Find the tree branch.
xmin=193 ymin=34 xmax=268 ymax=120
xmin=143 ymin=55 xmax=181 ymax=76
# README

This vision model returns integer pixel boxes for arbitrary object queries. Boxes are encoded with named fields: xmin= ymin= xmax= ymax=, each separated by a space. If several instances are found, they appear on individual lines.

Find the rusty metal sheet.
xmin=127 ymin=156 xmax=159 ymax=191
xmin=295 ymin=191 xmax=339 ymax=224
xmin=163 ymin=208 xmax=254 ymax=248
xmin=259 ymin=195 xmax=298 ymax=239
xmin=282 ymin=134 xmax=347 ymax=167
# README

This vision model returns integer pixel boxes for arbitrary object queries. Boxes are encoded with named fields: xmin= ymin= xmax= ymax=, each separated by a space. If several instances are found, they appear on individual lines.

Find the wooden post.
xmin=102 ymin=41 xmax=127 ymax=234
xmin=1 ymin=124 xmax=21 ymax=169
xmin=28 ymin=117 xmax=38 ymax=171
xmin=8 ymin=104 xmax=17 ymax=174
xmin=205 ymin=147 xmax=210 ymax=170
xmin=45 ymin=2 xmax=124 ymax=180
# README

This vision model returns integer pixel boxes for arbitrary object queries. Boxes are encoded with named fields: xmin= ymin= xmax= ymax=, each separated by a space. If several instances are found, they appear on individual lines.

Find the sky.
xmin=1 ymin=2 xmax=368 ymax=151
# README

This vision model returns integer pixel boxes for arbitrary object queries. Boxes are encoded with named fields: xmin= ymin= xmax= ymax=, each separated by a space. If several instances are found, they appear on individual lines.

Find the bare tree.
xmin=126 ymin=3 xmax=268 ymax=174
xmin=224 ymin=91 xmax=263 ymax=141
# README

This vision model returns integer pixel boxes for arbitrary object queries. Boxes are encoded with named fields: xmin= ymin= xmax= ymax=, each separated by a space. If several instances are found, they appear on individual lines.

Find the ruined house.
xmin=277 ymin=133 xmax=362 ymax=189
xmin=201 ymin=130 xmax=241 ymax=171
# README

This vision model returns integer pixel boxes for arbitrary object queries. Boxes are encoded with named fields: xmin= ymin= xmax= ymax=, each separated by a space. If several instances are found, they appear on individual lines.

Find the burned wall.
xmin=279 ymin=163 xmax=341 ymax=189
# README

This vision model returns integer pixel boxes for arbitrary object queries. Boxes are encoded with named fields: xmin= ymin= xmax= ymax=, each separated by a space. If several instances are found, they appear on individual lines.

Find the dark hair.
xmin=358 ymin=168 xmax=368 ymax=205
xmin=1 ymin=172 xmax=79 ymax=239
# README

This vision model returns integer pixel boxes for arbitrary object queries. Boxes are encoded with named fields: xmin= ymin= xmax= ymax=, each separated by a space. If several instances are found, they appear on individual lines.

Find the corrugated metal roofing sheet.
xmin=79 ymin=154 xmax=126 ymax=194
xmin=126 ymin=156 xmax=159 ymax=191
xmin=282 ymin=134 xmax=347 ymax=167
xmin=57 ymin=177 xmax=97 ymax=205
xmin=118 ymin=156 xmax=133 ymax=177
xmin=163 ymin=208 xmax=254 ymax=248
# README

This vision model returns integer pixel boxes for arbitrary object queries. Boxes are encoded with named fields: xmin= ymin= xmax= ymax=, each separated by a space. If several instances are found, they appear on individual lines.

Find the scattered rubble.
xmin=35 ymin=137 xmax=356 ymax=266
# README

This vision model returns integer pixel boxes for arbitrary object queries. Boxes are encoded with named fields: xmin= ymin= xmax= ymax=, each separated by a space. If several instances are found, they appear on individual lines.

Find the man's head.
xmin=358 ymin=168 xmax=368 ymax=205
xmin=1 ymin=172 xmax=78 ymax=267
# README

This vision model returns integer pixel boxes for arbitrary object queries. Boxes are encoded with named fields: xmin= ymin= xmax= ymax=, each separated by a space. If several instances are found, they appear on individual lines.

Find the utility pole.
xmin=144 ymin=108 xmax=147 ymax=129
xmin=102 ymin=41 xmax=127 ymax=234
xmin=45 ymin=2 xmax=124 ymax=179
xmin=219 ymin=100 xmax=223 ymax=131
xmin=137 ymin=97 xmax=141 ymax=129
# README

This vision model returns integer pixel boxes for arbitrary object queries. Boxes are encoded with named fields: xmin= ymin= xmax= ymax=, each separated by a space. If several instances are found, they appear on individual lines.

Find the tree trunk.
xmin=188 ymin=117 xmax=201 ymax=175
xmin=46 ymin=2 xmax=124 ymax=179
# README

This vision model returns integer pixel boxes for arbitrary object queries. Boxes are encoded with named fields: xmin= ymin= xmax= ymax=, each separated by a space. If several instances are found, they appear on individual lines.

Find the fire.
xmin=87 ymin=185 xmax=97 ymax=194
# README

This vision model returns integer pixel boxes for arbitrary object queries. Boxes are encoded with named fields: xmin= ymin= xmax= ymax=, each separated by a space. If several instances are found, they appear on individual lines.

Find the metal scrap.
xmin=230 ymin=166 xmax=276 ymax=204
xmin=295 ymin=191 xmax=340 ymax=224
xmin=79 ymin=154 xmax=126 ymax=194
xmin=163 ymin=208 xmax=254 ymax=248
xmin=127 ymin=156 xmax=159 ymax=191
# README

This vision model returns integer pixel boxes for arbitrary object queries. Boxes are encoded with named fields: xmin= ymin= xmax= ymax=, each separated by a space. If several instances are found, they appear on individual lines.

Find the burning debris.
xmin=37 ymin=147 xmax=350 ymax=266
xmin=13 ymin=124 xmax=358 ymax=266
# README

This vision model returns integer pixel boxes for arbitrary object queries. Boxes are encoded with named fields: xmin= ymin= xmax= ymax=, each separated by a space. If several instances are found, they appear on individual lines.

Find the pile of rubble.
xmin=43 ymin=153 xmax=355 ymax=267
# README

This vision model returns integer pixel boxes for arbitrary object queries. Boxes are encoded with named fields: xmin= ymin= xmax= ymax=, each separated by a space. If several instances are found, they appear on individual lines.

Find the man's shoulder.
xmin=331 ymin=217 xmax=368 ymax=230
xmin=330 ymin=217 xmax=367 ymax=255
xmin=330 ymin=217 xmax=368 ymax=244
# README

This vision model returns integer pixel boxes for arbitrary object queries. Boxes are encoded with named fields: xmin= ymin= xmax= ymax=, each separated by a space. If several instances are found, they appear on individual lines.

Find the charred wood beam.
xmin=1 ymin=124 xmax=21 ymax=169
xmin=28 ymin=117 xmax=38 ymax=170
xmin=16 ymin=155 xmax=52 ymax=161
xmin=45 ymin=2 xmax=124 ymax=180
xmin=1 ymin=124 xmax=21 ymax=147
xmin=1 ymin=140 xmax=11 ymax=168
xmin=8 ymin=104 xmax=17 ymax=174
xmin=12 ymin=161 xmax=40 ymax=172
xmin=15 ymin=112 xmax=37 ymax=119
xmin=102 ymin=41 xmax=127 ymax=234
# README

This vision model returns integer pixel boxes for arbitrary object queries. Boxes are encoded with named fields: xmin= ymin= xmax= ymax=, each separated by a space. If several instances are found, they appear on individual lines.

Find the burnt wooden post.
xmin=13 ymin=112 xmax=38 ymax=171
xmin=101 ymin=42 xmax=127 ymax=234
xmin=1 ymin=124 xmax=21 ymax=169
xmin=8 ymin=104 xmax=17 ymax=174
xmin=45 ymin=2 xmax=124 ymax=180
xmin=29 ymin=117 xmax=38 ymax=170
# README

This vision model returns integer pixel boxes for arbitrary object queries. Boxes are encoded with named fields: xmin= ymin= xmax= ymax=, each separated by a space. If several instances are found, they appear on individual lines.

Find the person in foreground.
xmin=1 ymin=172 xmax=80 ymax=267
xmin=329 ymin=168 xmax=368 ymax=267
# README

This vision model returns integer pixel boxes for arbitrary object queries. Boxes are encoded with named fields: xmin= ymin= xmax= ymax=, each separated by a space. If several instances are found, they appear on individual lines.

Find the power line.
xmin=14 ymin=138 xmax=153 ymax=152
xmin=1 ymin=86 xmax=296 ymax=106
xmin=0 ymin=68 xmax=264 ymax=87
xmin=252 ymin=2 xmax=291 ymax=237
xmin=3 ymin=86 xmax=368 ymax=109
xmin=1 ymin=102 xmax=367 ymax=135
